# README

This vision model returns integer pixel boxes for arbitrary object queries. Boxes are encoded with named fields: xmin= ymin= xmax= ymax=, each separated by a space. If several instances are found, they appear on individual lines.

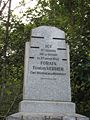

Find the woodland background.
xmin=0 ymin=0 xmax=90 ymax=120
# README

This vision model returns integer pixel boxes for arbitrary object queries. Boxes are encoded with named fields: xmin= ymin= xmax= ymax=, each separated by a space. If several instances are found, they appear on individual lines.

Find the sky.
xmin=0 ymin=0 xmax=37 ymax=15
xmin=0 ymin=0 xmax=37 ymax=23
xmin=11 ymin=0 xmax=37 ymax=14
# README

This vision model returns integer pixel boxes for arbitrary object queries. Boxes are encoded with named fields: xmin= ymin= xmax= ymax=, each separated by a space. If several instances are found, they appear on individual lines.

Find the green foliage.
xmin=0 ymin=16 xmax=33 ymax=119
xmin=0 ymin=0 xmax=90 ymax=119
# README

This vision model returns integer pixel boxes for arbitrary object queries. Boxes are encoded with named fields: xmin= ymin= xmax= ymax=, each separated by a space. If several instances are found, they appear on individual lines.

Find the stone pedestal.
xmin=6 ymin=113 xmax=89 ymax=120
xmin=19 ymin=100 xmax=75 ymax=115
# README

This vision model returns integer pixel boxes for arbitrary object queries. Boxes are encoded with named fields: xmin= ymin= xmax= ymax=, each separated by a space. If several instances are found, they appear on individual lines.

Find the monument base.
xmin=19 ymin=100 xmax=75 ymax=115
xmin=6 ymin=112 xmax=89 ymax=120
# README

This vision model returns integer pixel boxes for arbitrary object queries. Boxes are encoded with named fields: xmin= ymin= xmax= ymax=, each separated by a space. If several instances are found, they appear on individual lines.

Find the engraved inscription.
xmin=29 ymin=43 xmax=67 ymax=80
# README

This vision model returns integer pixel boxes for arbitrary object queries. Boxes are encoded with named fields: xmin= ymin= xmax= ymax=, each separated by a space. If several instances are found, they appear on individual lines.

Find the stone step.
xmin=6 ymin=112 xmax=89 ymax=120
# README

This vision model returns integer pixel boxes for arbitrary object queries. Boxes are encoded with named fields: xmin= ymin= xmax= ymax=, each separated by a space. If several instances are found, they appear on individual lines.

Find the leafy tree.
xmin=0 ymin=15 xmax=32 ymax=119
xmin=0 ymin=0 xmax=90 ymax=119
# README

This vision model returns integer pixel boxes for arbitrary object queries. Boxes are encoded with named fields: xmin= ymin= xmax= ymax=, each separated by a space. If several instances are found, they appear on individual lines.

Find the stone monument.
xmin=7 ymin=26 xmax=89 ymax=120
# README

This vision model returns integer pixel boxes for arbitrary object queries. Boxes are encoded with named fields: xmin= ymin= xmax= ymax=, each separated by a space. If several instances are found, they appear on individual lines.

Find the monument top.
xmin=31 ymin=26 xmax=65 ymax=39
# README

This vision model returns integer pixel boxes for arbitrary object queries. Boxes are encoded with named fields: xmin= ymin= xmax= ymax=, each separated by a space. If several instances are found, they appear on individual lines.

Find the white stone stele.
xmin=19 ymin=26 xmax=75 ymax=115
xmin=23 ymin=26 xmax=71 ymax=102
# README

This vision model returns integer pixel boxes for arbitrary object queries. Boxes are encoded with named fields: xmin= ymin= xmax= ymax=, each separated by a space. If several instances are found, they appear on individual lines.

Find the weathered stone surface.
xmin=76 ymin=118 xmax=89 ymax=120
xmin=6 ymin=113 xmax=89 ymax=120
xmin=19 ymin=100 xmax=75 ymax=115
xmin=75 ymin=114 xmax=89 ymax=120
xmin=23 ymin=26 xmax=71 ymax=101
xmin=63 ymin=116 xmax=75 ymax=120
